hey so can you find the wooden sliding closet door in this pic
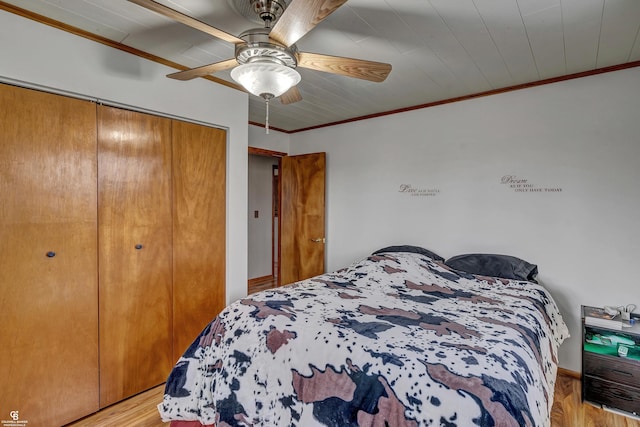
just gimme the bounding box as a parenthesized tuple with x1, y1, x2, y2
(97, 105, 173, 407)
(172, 121, 226, 359)
(0, 84, 99, 426)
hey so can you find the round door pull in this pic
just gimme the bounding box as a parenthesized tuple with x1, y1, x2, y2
(135, 244, 143, 250)
(46, 251, 56, 258)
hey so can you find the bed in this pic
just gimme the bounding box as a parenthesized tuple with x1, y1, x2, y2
(158, 247, 568, 427)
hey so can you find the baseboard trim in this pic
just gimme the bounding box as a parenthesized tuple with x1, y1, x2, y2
(558, 367, 581, 380)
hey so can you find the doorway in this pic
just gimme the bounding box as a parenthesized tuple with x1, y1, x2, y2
(247, 147, 285, 294)
(247, 148, 327, 295)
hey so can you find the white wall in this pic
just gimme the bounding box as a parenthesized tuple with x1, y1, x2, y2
(248, 124, 291, 153)
(0, 10, 249, 304)
(289, 67, 640, 373)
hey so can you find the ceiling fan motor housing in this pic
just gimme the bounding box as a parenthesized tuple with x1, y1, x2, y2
(251, 0, 288, 25)
(236, 27, 298, 68)
(228, 0, 292, 26)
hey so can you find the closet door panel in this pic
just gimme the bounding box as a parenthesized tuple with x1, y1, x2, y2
(172, 121, 226, 359)
(0, 84, 98, 426)
(98, 105, 173, 407)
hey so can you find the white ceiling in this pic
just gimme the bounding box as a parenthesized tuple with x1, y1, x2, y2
(3, 0, 640, 132)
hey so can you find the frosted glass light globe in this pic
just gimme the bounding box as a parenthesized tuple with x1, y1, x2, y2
(231, 62, 301, 99)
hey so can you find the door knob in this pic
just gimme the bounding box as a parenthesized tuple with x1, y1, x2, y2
(310, 238, 325, 243)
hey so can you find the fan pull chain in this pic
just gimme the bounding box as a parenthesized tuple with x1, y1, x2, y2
(265, 97, 270, 134)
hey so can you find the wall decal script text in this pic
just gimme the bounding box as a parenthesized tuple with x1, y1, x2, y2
(399, 184, 440, 197)
(501, 175, 562, 193)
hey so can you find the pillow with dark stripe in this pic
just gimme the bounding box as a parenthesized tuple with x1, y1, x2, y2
(372, 245, 444, 262)
(445, 253, 538, 283)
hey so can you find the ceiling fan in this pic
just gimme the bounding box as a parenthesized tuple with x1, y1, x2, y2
(128, 0, 392, 130)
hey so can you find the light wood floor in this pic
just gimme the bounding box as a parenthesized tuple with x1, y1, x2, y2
(551, 372, 640, 427)
(67, 371, 639, 426)
(248, 277, 277, 295)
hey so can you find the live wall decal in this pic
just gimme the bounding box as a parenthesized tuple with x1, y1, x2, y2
(501, 175, 563, 193)
(398, 184, 441, 197)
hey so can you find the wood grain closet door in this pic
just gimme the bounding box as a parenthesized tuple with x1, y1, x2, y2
(97, 105, 173, 407)
(0, 84, 99, 426)
(172, 121, 226, 359)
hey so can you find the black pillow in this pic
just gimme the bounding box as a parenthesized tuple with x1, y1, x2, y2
(444, 253, 538, 283)
(372, 245, 444, 262)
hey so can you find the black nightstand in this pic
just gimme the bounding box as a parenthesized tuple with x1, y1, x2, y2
(581, 305, 640, 416)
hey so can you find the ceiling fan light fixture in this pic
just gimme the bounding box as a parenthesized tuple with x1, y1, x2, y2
(230, 61, 300, 99)
(231, 61, 300, 133)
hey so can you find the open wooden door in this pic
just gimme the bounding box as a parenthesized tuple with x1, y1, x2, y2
(280, 152, 326, 286)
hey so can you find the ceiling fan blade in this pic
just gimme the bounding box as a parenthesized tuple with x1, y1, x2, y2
(280, 86, 302, 104)
(167, 58, 238, 81)
(270, 0, 348, 47)
(128, 0, 244, 44)
(297, 52, 391, 83)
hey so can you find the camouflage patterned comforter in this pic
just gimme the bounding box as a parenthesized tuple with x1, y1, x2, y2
(158, 251, 568, 427)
